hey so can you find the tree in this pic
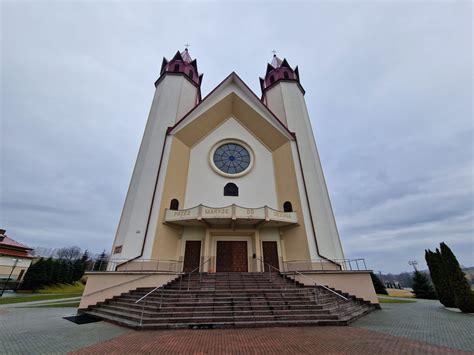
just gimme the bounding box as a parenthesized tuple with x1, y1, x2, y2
(56, 246, 82, 261)
(370, 272, 388, 295)
(412, 270, 437, 299)
(94, 250, 109, 271)
(440, 243, 474, 313)
(425, 249, 456, 307)
(21, 258, 48, 290)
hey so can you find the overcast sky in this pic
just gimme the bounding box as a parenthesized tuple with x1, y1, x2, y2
(1, 1, 472, 273)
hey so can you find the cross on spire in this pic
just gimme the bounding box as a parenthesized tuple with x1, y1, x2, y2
(271, 49, 277, 56)
(184, 43, 191, 50)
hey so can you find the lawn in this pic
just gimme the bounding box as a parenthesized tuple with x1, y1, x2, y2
(378, 297, 416, 304)
(386, 288, 414, 298)
(37, 282, 85, 294)
(0, 293, 82, 305)
(34, 301, 80, 308)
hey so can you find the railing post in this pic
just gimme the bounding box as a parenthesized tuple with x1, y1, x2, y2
(363, 259, 367, 270)
(159, 287, 164, 309)
(139, 299, 145, 327)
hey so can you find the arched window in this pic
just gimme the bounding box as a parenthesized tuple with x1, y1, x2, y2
(283, 71, 289, 79)
(224, 183, 239, 196)
(188, 69, 193, 78)
(283, 201, 293, 212)
(174, 63, 180, 72)
(270, 75, 275, 83)
(170, 199, 179, 210)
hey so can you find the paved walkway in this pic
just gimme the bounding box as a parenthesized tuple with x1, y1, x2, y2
(0, 298, 472, 354)
(0, 307, 129, 354)
(71, 326, 470, 354)
(353, 298, 474, 352)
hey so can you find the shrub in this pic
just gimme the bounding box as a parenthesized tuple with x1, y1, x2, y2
(425, 249, 456, 307)
(412, 270, 437, 299)
(440, 243, 474, 313)
(370, 272, 388, 295)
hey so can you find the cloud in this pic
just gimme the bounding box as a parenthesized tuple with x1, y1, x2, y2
(1, 1, 472, 273)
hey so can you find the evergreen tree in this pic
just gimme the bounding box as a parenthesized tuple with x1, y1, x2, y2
(412, 270, 437, 299)
(370, 272, 388, 295)
(440, 243, 474, 313)
(21, 258, 48, 290)
(94, 250, 108, 271)
(425, 249, 456, 307)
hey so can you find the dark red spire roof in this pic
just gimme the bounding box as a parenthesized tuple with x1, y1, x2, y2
(158, 48, 203, 88)
(259, 54, 303, 97)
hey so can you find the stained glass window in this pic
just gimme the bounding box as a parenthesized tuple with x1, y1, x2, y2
(213, 143, 251, 175)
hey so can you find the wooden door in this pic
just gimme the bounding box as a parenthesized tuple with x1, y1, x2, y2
(183, 240, 201, 272)
(216, 241, 248, 272)
(262, 241, 279, 272)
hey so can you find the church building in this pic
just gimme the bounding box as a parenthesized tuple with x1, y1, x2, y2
(111, 49, 345, 272)
(79, 49, 378, 326)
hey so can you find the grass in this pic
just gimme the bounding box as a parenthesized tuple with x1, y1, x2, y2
(378, 297, 416, 304)
(37, 282, 85, 294)
(386, 288, 414, 298)
(33, 302, 80, 308)
(0, 293, 82, 305)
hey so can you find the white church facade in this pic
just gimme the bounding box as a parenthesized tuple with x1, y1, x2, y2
(79, 49, 378, 313)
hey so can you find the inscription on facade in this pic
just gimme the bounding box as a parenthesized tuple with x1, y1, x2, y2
(173, 210, 191, 217)
(204, 208, 230, 215)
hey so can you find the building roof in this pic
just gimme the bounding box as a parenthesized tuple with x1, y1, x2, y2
(0, 230, 33, 250)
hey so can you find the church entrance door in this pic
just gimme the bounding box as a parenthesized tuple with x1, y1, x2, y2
(216, 241, 248, 272)
(183, 240, 201, 272)
(262, 241, 279, 272)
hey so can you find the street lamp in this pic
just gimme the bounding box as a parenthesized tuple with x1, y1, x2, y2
(408, 260, 418, 272)
(0, 258, 21, 297)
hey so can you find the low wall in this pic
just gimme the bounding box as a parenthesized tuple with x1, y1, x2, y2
(79, 272, 179, 310)
(293, 271, 378, 304)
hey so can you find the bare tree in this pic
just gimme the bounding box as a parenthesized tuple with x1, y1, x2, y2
(55, 246, 82, 261)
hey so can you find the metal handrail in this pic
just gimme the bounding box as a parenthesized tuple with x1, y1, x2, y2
(83, 273, 161, 298)
(89, 258, 183, 272)
(135, 257, 212, 305)
(282, 258, 367, 271)
(285, 269, 348, 301)
(182, 258, 213, 291)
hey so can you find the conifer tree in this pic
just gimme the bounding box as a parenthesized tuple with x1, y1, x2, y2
(425, 249, 455, 307)
(412, 270, 437, 299)
(440, 243, 474, 313)
(370, 272, 388, 295)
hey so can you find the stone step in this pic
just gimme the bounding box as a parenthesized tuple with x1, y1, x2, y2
(99, 304, 334, 317)
(90, 307, 340, 324)
(108, 300, 327, 312)
(85, 272, 375, 330)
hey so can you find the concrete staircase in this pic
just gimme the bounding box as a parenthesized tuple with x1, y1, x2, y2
(83, 272, 376, 329)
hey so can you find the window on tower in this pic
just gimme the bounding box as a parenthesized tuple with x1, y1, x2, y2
(174, 64, 180, 72)
(284, 71, 289, 79)
(188, 69, 193, 78)
(224, 183, 239, 197)
(270, 75, 275, 83)
(170, 199, 179, 210)
(283, 201, 293, 212)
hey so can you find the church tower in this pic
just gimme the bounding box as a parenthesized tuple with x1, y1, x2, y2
(112, 49, 202, 261)
(260, 55, 345, 261)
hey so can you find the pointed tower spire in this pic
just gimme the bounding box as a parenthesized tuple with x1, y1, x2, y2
(259, 54, 303, 99)
(157, 47, 204, 100)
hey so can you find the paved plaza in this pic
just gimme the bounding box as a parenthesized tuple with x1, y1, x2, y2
(0, 299, 473, 354)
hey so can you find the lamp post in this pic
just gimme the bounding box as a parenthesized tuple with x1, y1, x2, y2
(0, 258, 21, 297)
(408, 260, 418, 272)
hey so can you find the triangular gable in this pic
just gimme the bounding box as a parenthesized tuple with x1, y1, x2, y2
(169, 73, 295, 151)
